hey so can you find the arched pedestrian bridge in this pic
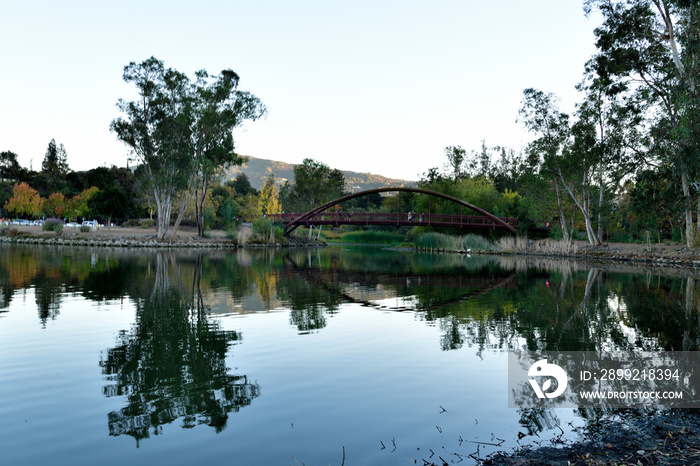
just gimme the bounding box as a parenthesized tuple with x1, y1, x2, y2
(267, 187, 549, 237)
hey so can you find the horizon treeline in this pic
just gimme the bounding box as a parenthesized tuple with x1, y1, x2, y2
(2, 1, 700, 246)
(0, 142, 145, 222)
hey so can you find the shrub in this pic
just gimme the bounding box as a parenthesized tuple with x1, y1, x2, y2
(121, 219, 140, 227)
(252, 216, 275, 242)
(672, 227, 682, 243)
(43, 219, 63, 234)
(609, 231, 634, 243)
(79, 225, 91, 233)
(413, 232, 492, 252)
(139, 219, 155, 229)
(0, 227, 20, 237)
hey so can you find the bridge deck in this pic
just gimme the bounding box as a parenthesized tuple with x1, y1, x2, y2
(269, 212, 523, 230)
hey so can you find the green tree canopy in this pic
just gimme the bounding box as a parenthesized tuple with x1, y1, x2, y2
(88, 187, 129, 229)
(229, 173, 256, 197)
(585, 0, 700, 245)
(283, 159, 346, 212)
(111, 57, 265, 240)
(37, 139, 70, 194)
(184, 68, 266, 238)
(0, 151, 24, 181)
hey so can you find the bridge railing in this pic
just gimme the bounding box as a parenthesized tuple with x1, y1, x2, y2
(268, 212, 519, 228)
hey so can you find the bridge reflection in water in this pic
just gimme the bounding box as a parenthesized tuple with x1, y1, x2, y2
(283, 254, 517, 312)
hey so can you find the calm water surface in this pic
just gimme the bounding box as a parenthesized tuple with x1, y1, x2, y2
(1, 244, 698, 465)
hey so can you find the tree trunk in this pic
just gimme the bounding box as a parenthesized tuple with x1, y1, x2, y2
(195, 187, 201, 237)
(154, 188, 171, 240)
(561, 268, 600, 332)
(169, 189, 194, 242)
(154, 191, 164, 239)
(196, 175, 210, 238)
(646, 230, 651, 252)
(554, 181, 570, 244)
(171, 151, 201, 241)
(171, 165, 200, 242)
(697, 194, 700, 237)
(583, 191, 598, 246)
(152, 251, 170, 299)
(557, 167, 601, 246)
(569, 204, 575, 250)
(653, 0, 693, 91)
(597, 162, 604, 241)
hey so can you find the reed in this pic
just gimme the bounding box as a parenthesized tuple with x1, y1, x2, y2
(494, 237, 578, 254)
(413, 232, 492, 252)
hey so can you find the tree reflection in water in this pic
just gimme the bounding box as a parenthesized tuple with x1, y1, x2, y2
(1, 246, 697, 354)
(1, 244, 700, 441)
(100, 252, 259, 442)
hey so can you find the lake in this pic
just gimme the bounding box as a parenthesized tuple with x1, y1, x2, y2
(0, 244, 698, 465)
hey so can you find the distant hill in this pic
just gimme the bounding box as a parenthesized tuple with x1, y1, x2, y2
(223, 156, 416, 192)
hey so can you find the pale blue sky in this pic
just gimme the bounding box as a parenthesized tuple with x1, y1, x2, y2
(1, 1, 601, 181)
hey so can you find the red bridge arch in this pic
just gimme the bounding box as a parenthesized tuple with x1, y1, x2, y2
(279, 187, 518, 237)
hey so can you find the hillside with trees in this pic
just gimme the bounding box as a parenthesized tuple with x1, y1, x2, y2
(224, 156, 415, 192)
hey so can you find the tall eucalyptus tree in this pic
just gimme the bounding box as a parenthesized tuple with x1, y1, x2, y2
(519, 89, 584, 245)
(584, 0, 700, 246)
(111, 57, 265, 240)
(111, 57, 193, 240)
(188, 69, 266, 238)
(574, 74, 646, 239)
